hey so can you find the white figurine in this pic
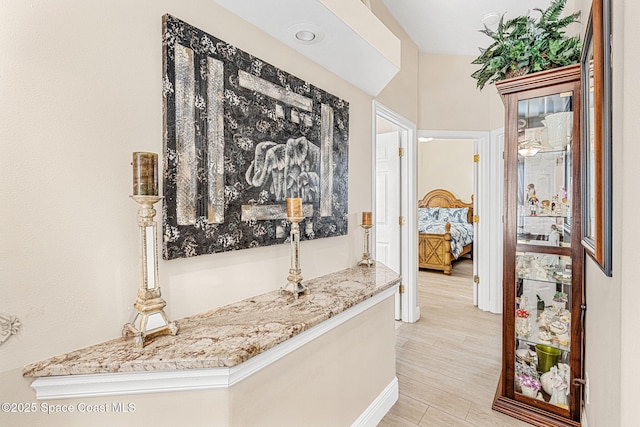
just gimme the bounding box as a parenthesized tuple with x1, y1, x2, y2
(549, 363, 570, 406)
(549, 225, 560, 246)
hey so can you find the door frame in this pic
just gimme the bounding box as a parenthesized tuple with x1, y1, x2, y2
(418, 129, 503, 314)
(373, 101, 419, 323)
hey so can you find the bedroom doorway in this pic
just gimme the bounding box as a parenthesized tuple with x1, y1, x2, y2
(418, 130, 503, 314)
(373, 102, 419, 323)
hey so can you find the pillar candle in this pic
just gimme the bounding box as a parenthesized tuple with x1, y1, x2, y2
(132, 152, 158, 196)
(286, 198, 302, 218)
(362, 211, 372, 226)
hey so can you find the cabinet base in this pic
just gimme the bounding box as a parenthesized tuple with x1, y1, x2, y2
(493, 391, 580, 427)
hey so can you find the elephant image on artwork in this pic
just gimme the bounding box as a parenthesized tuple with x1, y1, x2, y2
(245, 136, 320, 202)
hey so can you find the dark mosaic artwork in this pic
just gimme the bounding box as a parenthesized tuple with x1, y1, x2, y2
(162, 15, 349, 260)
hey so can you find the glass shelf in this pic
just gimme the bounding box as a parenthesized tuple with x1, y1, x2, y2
(519, 214, 568, 219)
(517, 272, 572, 285)
(517, 215, 568, 248)
(514, 308, 572, 352)
(516, 252, 572, 279)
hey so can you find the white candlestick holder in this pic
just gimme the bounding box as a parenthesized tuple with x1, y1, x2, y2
(281, 216, 308, 298)
(358, 224, 375, 267)
(123, 195, 178, 347)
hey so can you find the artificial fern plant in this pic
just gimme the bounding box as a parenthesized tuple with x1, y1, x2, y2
(471, 0, 581, 90)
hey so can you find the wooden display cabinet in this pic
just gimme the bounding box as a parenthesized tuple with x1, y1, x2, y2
(492, 64, 585, 427)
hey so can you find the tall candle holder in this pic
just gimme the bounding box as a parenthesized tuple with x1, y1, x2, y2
(123, 153, 178, 347)
(358, 211, 375, 267)
(282, 198, 308, 298)
(123, 195, 178, 347)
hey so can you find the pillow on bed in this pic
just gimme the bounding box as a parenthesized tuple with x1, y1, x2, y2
(418, 207, 440, 223)
(439, 207, 469, 223)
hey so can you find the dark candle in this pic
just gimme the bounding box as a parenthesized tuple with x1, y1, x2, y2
(132, 152, 158, 196)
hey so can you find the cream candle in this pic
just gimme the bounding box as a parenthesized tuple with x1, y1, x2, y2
(132, 152, 158, 196)
(286, 198, 302, 218)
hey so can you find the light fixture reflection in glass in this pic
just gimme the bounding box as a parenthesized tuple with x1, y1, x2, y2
(518, 139, 543, 157)
(518, 147, 542, 157)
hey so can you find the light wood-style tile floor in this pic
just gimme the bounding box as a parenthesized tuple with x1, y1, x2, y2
(379, 259, 531, 427)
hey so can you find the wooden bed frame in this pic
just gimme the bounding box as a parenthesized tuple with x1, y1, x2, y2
(418, 189, 474, 275)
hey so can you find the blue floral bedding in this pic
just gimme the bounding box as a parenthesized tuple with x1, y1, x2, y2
(418, 221, 474, 259)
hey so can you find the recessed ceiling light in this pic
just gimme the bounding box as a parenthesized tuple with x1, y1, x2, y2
(287, 23, 324, 45)
(295, 30, 316, 42)
(482, 12, 500, 28)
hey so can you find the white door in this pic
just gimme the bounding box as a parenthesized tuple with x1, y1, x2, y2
(475, 129, 504, 313)
(376, 131, 402, 318)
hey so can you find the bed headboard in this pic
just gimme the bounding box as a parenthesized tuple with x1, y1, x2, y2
(418, 189, 474, 224)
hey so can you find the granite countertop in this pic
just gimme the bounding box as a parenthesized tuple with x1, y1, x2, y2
(24, 264, 400, 377)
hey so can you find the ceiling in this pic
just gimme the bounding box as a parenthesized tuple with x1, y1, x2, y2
(380, 0, 554, 56)
(212, 0, 401, 95)
(210, 0, 567, 95)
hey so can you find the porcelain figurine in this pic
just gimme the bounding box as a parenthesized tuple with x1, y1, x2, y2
(527, 184, 539, 216)
(549, 224, 560, 246)
(549, 363, 570, 406)
(541, 199, 551, 215)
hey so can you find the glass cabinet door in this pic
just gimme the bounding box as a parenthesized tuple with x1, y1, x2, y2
(513, 91, 574, 409)
(494, 65, 583, 426)
(516, 92, 573, 248)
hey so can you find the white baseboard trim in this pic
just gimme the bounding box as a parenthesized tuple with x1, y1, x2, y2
(31, 285, 398, 400)
(351, 376, 399, 427)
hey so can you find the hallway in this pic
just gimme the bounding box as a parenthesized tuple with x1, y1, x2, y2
(379, 260, 530, 426)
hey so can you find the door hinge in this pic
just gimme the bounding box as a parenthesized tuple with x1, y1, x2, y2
(473, 215, 479, 223)
(398, 147, 405, 157)
(399, 284, 405, 294)
(502, 151, 505, 159)
(473, 275, 480, 284)
(399, 216, 405, 226)
(474, 154, 480, 163)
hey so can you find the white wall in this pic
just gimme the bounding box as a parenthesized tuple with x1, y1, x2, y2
(586, 0, 640, 425)
(417, 139, 474, 202)
(371, 0, 419, 125)
(0, 0, 414, 420)
(418, 53, 504, 132)
(564, 0, 640, 426)
(616, 2, 640, 425)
